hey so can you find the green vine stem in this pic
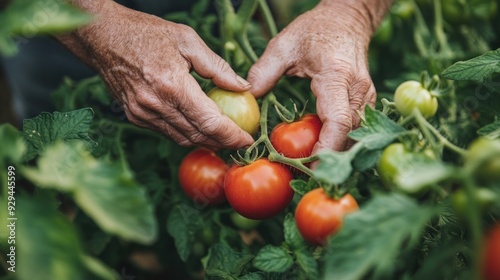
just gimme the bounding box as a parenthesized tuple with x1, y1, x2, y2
(257, 0, 278, 37)
(409, 0, 430, 57)
(432, 0, 452, 57)
(279, 80, 308, 105)
(241, 93, 316, 177)
(234, 0, 259, 63)
(381, 98, 396, 115)
(400, 109, 467, 156)
(461, 176, 482, 269)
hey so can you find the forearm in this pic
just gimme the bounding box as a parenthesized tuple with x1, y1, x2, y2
(55, 0, 118, 69)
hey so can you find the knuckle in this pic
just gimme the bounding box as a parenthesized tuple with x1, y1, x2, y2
(330, 113, 353, 133)
(198, 115, 225, 136)
(188, 133, 209, 145)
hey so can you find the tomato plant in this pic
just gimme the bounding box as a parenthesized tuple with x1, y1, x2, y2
(295, 188, 359, 245)
(178, 148, 228, 206)
(394, 80, 438, 119)
(2, 0, 500, 279)
(207, 87, 260, 135)
(270, 114, 322, 158)
(482, 224, 500, 280)
(224, 158, 294, 219)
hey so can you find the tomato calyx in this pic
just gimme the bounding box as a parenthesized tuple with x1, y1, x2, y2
(420, 71, 441, 97)
(272, 98, 310, 124)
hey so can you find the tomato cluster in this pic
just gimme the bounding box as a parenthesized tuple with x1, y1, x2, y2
(178, 89, 360, 244)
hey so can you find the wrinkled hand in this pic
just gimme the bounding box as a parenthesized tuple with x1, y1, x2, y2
(58, 1, 253, 149)
(248, 1, 384, 152)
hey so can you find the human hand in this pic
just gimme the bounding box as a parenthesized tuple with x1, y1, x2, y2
(247, 0, 391, 152)
(58, 0, 254, 149)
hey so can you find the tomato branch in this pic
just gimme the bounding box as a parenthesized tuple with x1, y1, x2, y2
(257, 0, 277, 37)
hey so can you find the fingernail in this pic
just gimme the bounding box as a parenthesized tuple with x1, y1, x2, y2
(236, 75, 251, 88)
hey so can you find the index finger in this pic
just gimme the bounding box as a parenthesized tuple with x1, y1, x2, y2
(168, 73, 255, 149)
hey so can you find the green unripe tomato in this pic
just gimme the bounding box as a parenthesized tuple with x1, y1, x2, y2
(200, 226, 216, 246)
(391, 0, 415, 20)
(378, 143, 435, 195)
(466, 137, 500, 183)
(230, 212, 261, 230)
(191, 241, 206, 258)
(207, 87, 260, 136)
(452, 188, 498, 218)
(394, 81, 438, 119)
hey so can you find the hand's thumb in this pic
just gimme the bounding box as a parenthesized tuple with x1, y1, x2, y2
(247, 54, 286, 98)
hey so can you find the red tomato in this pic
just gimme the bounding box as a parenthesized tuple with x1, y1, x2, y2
(295, 188, 359, 246)
(178, 148, 228, 206)
(224, 158, 294, 219)
(482, 224, 500, 280)
(270, 114, 322, 158)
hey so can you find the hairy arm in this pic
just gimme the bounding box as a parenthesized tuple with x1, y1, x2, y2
(57, 0, 254, 149)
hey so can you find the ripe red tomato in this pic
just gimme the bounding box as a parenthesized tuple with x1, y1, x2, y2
(270, 114, 322, 158)
(224, 158, 294, 219)
(295, 188, 359, 246)
(178, 148, 228, 206)
(482, 224, 500, 280)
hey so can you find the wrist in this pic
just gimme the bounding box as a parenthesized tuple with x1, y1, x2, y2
(55, 0, 123, 69)
(317, 0, 393, 35)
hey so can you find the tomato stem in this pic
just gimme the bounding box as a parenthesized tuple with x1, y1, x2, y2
(460, 173, 484, 280)
(432, 0, 452, 57)
(419, 116, 467, 156)
(115, 126, 130, 172)
(257, 0, 278, 37)
(279, 80, 308, 105)
(252, 93, 316, 177)
(381, 98, 396, 115)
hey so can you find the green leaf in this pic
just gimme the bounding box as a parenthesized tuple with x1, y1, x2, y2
(23, 142, 157, 244)
(478, 119, 500, 138)
(0, 0, 92, 56)
(82, 256, 119, 280)
(396, 161, 456, 195)
(166, 204, 204, 262)
(349, 106, 406, 150)
(441, 49, 500, 81)
(313, 145, 359, 185)
(323, 193, 436, 280)
(283, 213, 305, 249)
(352, 148, 382, 171)
(253, 245, 293, 273)
(206, 243, 253, 277)
(22, 108, 97, 161)
(239, 272, 267, 280)
(295, 249, 318, 280)
(0, 124, 25, 164)
(290, 179, 313, 196)
(0, 0, 92, 34)
(16, 195, 109, 280)
(412, 242, 467, 280)
(205, 268, 236, 280)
